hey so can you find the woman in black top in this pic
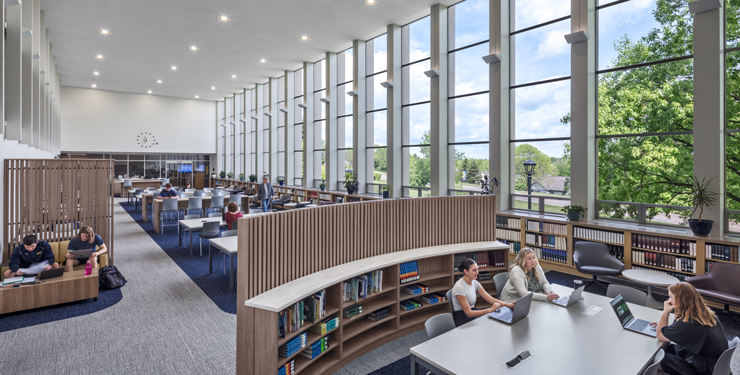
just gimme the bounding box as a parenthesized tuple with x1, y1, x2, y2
(650, 282, 729, 375)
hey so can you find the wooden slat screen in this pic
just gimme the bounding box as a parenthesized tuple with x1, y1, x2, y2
(4, 159, 115, 263)
(237, 195, 496, 301)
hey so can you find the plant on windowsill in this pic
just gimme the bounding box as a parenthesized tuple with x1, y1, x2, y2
(239, 173, 245, 181)
(382, 184, 390, 199)
(688, 175, 719, 236)
(319, 182, 326, 191)
(344, 173, 359, 195)
(226, 172, 234, 179)
(220, 170, 226, 178)
(277, 177, 285, 186)
(561, 205, 587, 222)
(249, 174, 257, 183)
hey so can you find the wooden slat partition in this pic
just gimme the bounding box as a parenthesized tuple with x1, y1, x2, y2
(3, 159, 115, 264)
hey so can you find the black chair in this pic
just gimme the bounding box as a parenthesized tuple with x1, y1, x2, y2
(687, 262, 740, 327)
(573, 242, 624, 288)
(197, 221, 221, 257)
(271, 194, 293, 209)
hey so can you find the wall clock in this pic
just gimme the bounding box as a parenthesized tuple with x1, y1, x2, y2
(136, 132, 158, 148)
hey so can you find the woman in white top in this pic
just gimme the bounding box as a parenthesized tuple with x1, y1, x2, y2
(499, 248, 560, 303)
(452, 258, 514, 327)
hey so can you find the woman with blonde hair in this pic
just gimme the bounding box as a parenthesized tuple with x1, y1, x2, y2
(499, 248, 559, 303)
(651, 282, 728, 375)
(65, 226, 107, 272)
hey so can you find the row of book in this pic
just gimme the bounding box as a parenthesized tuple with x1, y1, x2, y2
(632, 250, 696, 273)
(277, 289, 329, 338)
(400, 299, 422, 311)
(525, 233, 567, 251)
(496, 228, 520, 242)
(501, 239, 521, 254)
(309, 316, 339, 335)
(574, 239, 624, 261)
(539, 248, 567, 264)
(705, 243, 739, 262)
(279, 332, 307, 358)
(526, 220, 567, 236)
(403, 283, 429, 296)
(478, 271, 492, 281)
(344, 304, 362, 319)
(632, 234, 696, 256)
(574, 227, 624, 245)
(631, 266, 688, 282)
(454, 252, 488, 270)
(368, 307, 389, 322)
(342, 270, 384, 302)
(278, 359, 295, 375)
(300, 336, 329, 360)
(400, 261, 420, 284)
(421, 293, 447, 305)
(496, 216, 521, 229)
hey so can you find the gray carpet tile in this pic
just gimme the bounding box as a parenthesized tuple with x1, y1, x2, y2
(0, 199, 236, 375)
(332, 330, 427, 375)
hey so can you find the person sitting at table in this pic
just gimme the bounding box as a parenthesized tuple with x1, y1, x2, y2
(452, 258, 515, 327)
(159, 183, 178, 199)
(499, 248, 560, 303)
(4, 235, 58, 279)
(650, 282, 728, 375)
(224, 202, 243, 230)
(64, 226, 108, 272)
(184, 183, 192, 190)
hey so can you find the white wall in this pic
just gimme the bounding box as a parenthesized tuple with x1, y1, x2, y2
(60, 86, 216, 154)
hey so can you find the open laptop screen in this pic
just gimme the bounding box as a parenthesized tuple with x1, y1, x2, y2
(609, 294, 633, 327)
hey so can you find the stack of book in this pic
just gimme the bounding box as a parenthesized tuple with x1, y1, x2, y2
(632, 250, 696, 273)
(278, 301, 305, 338)
(490, 251, 506, 267)
(303, 290, 327, 323)
(402, 283, 429, 295)
(421, 293, 446, 305)
(574, 227, 624, 245)
(454, 252, 488, 269)
(299, 337, 329, 360)
(278, 359, 295, 375)
(343, 304, 363, 319)
(478, 272, 492, 281)
(706, 243, 739, 262)
(342, 270, 384, 302)
(309, 316, 339, 335)
(541, 248, 567, 264)
(279, 332, 307, 358)
(633, 234, 696, 255)
(496, 228, 520, 242)
(368, 307, 389, 322)
(400, 299, 422, 311)
(400, 261, 420, 284)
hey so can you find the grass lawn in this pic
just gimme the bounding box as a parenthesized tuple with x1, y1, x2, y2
(513, 199, 563, 213)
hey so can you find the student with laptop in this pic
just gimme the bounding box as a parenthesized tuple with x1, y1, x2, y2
(64, 226, 108, 272)
(451, 258, 514, 327)
(3, 235, 59, 279)
(650, 282, 728, 375)
(159, 183, 179, 198)
(499, 248, 560, 303)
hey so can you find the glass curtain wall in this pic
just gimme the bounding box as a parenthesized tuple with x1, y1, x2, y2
(366, 34, 388, 194)
(338, 48, 354, 189)
(726, 3, 740, 231)
(294, 69, 305, 185)
(225, 97, 233, 176)
(263, 83, 270, 176)
(218, 101, 225, 176)
(250, 91, 257, 179)
(235, 93, 242, 179)
(313, 59, 327, 187)
(277, 76, 286, 181)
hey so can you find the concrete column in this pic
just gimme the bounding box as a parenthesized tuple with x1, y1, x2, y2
(46, 31, 52, 150)
(39, 12, 47, 151)
(285, 70, 296, 185)
(269, 77, 279, 183)
(325, 52, 338, 190)
(21, 0, 34, 144)
(6, 3, 22, 141)
(353, 40, 368, 193)
(302, 62, 315, 188)
(489, 0, 511, 210)
(32, 0, 40, 148)
(255, 84, 265, 179)
(387, 24, 403, 198)
(692, 3, 725, 234)
(569, 0, 596, 218)
(430, 4, 449, 196)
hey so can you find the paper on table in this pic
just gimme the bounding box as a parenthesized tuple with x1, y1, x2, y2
(18, 261, 49, 274)
(1, 276, 35, 285)
(582, 305, 603, 316)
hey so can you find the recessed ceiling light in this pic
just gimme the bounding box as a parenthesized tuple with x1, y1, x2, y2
(95, 54, 104, 59)
(218, 16, 229, 21)
(365, 0, 377, 4)
(189, 46, 198, 51)
(211, 86, 216, 90)
(93, 71, 100, 75)
(156, 80, 162, 83)
(91, 84, 97, 88)
(147, 90, 152, 94)
(170, 66, 177, 70)
(259, 59, 267, 63)
(99, 30, 111, 35)
(231, 75, 237, 78)
(300, 35, 310, 41)
(195, 95, 199, 98)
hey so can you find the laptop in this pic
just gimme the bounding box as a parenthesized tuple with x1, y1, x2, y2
(39, 268, 65, 280)
(67, 249, 94, 258)
(487, 292, 533, 324)
(548, 286, 585, 307)
(609, 294, 656, 337)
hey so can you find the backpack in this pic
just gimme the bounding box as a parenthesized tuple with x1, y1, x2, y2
(99, 265, 127, 289)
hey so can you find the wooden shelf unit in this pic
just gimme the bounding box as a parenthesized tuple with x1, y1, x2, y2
(209, 179, 383, 205)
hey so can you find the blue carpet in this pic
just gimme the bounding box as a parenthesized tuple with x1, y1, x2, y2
(119, 202, 253, 315)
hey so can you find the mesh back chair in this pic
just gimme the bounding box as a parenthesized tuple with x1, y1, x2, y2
(203, 191, 213, 197)
(160, 198, 180, 235)
(493, 272, 509, 299)
(187, 197, 203, 217)
(425, 313, 455, 340)
(194, 190, 204, 197)
(231, 221, 238, 231)
(208, 213, 222, 218)
(229, 194, 242, 211)
(606, 285, 648, 306)
(197, 221, 221, 256)
(183, 214, 200, 220)
(133, 189, 145, 210)
(641, 349, 664, 375)
(203, 188, 213, 192)
(208, 195, 225, 216)
(446, 289, 454, 314)
(214, 190, 226, 196)
(573, 242, 624, 288)
(123, 179, 133, 203)
(221, 230, 237, 237)
(185, 189, 195, 193)
(712, 337, 739, 375)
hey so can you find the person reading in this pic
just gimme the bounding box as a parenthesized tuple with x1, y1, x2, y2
(159, 183, 178, 198)
(4, 235, 59, 279)
(650, 282, 729, 375)
(224, 202, 243, 230)
(499, 248, 560, 303)
(451, 258, 514, 327)
(65, 226, 108, 272)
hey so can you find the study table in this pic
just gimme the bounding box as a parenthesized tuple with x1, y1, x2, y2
(410, 284, 670, 375)
(208, 236, 238, 290)
(0, 269, 99, 315)
(114, 178, 162, 196)
(149, 194, 252, 232)
(178, 217, 227, 256)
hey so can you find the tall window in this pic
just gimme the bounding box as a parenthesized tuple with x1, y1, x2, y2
(226, 97, 233, 176)
(294, 69, 305, 185)
(338, 48, 354, 189)
(596, 0, 693, 225)
(263, 83, 270, 175)
(367, 34, 388, 194)
(402, 16, 431, 197)
(313, 59, 327, 187)
(509, 0, 571, 213)
(448, 0, 489, 196)
(235, 93, 243, 178)
(726, 3, 740, 231)
(250, 92, 257, 177)
(277, 76, 286, 180)
(218, 101, 225, 175)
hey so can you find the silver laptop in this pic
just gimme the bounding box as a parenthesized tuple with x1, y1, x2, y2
(609, 294, 656, 337)
(487, 292, 533, 324)
(548, 286, 585, 307)
(67, 249, 94, 258)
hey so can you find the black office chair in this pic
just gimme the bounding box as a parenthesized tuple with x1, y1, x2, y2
(198, 221, 221, 257)
(573, 242, 624, 289)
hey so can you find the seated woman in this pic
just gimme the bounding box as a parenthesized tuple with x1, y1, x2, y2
(651, 282, 728, 375)
(224, 202, 243, 230)
(499, 248, 560, 303)
(451, 258, 514, 327)
(64, 226, 108, 272)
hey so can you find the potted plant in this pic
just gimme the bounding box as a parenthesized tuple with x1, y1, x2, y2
(382, 184, 390, 199)
(249, 174, 257, 183)
(688, 176, 719, 236)
(239, 173, 245, 181)
(561, 205, 587, 222)
(319, 182, 326, 191)
(277, 177, 285, 186)
(344, 173, 359, 195)
(220, 170, 226, 178)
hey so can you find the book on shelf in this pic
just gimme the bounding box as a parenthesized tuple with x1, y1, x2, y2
(278, 332, 308, 358)
(400, 299, 422, 311)
(526, 220, 566, 235)
(453, 252, 490, 270)
(705, 243, 739, 262)
(303, 290, 327, 323)
(299, 336, 329, 360)
(500, 240, 521, 254)
(368, 307, 390, 322)
(496, 228, 520, 242)
(632, 234, 696, 256)
(478, 271, 492, 281)
(421, 293, 447, 305)
(309, 316, 340, 335)
(278, 301, 305, 338)
(631, 251, 695, 273)
(278, 359, 295, 375)
(400, 261, 420, 284)
(343, 304, 363, 318)
(574, 227, 624, 245)
(402, 283, 429, 295)
(541, 248, 567, 264)
(342, 270, 384, 302)
(574, 239, 624, 261)
(496, 216, 521, 229)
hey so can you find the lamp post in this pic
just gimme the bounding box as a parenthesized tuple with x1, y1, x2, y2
(524, 159, 537, 210)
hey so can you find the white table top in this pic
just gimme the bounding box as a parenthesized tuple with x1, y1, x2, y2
(282, 202, 319, 207)
(411, 284, 670, 375)
(179, 217, 226, 230)
(209, 236, 238, 254)
(622, 269, 680, 286)
(245, 241, 508, 312)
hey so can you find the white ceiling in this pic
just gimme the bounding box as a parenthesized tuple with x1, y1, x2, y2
(41, 0, 459, 102)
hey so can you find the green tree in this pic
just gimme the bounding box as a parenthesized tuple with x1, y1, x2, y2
(468, 160, 481, 184)
(726, 0, 740, 222)
(374, 146, 387, 172)
(460, 158, 470, 182)
(409, 131, 431, 187)
(514, 144, 554, 189)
